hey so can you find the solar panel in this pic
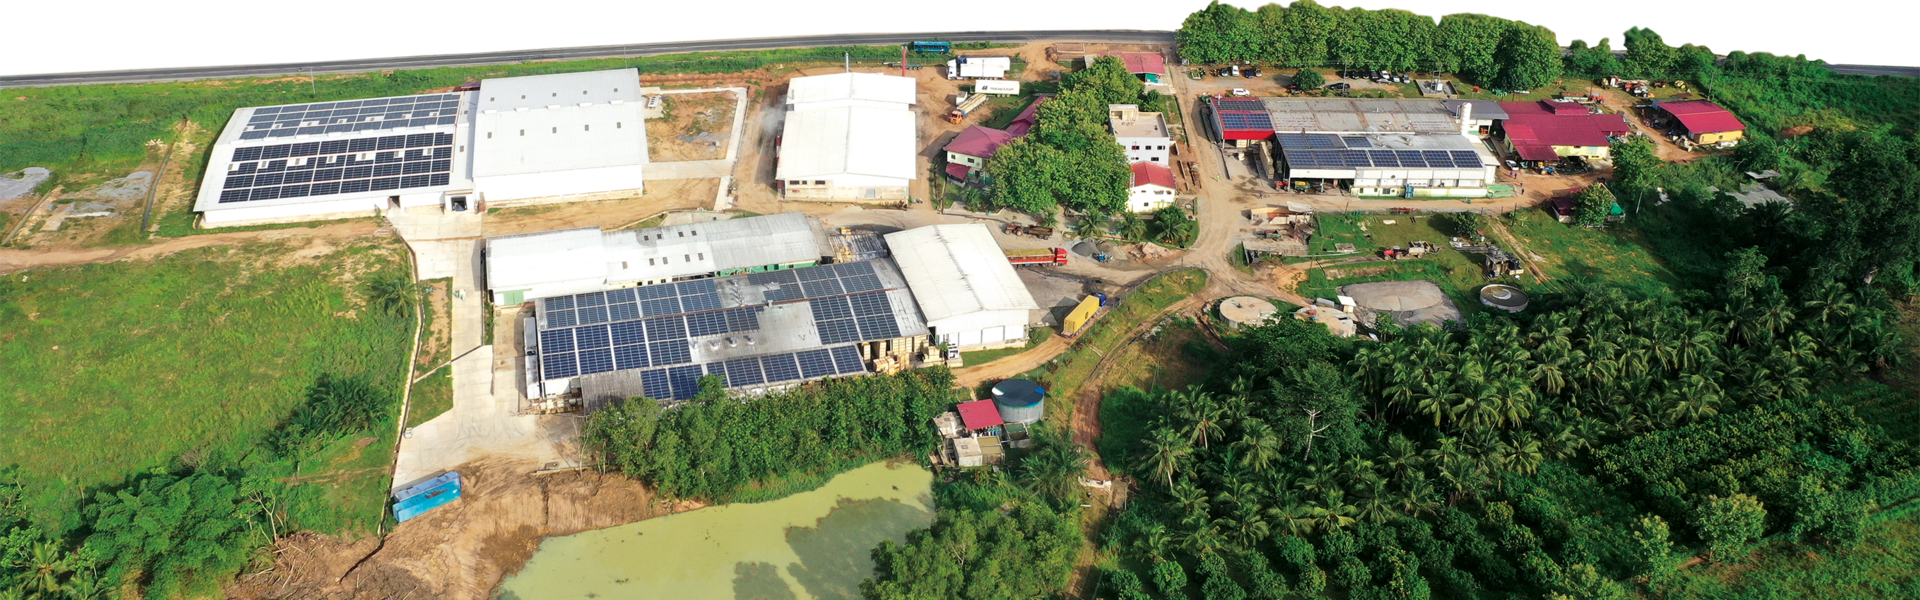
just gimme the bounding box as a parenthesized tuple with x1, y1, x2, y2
(857, 315, 901, 339)
(576, 304, 609, 325)
(650, 339, 692, 366)
(724, 358, 765, 386)
(542, 353, 578, 379)
(796, 349, 835, 379)
(841, 274, 883, 293)
(611, 320, 647, 345)
(1369, 150, 1398, 167)
(642, 369, 672, 399)
(1342, 137, 1373, 148)
(1451, 151, 1483, 166)
(726, 308, 761, 333)
(637, 284, 676, 300)
(763, 284, 803, 302)
(800, 278, 844, 298)
(645, 316, 687, 340)
(540, 329, 575, 353)
(573, 324, 611, 350)
(849, 292, 891, 316)
(642, 297, 682, 317)
(833, 261, 876, 277)
(830, 346, 866, 374)
(608, 302, 641, 322)
(761, 354, 801, 383)
(613, 344, 648, 370)
(679, 293, 723, 313)
(578, 348, 615, 375)
(797, 265, 839, 281)
(817, 319, 860, 344)
(685, 311, 729, 337)
(810, 296, 853, 321)
(668, 365, 705, 399)
(676, 279, 717, 296)
(747, 270, 798, 285)
(1311, 136, 1340, 149)
(216, 129, 456, 204)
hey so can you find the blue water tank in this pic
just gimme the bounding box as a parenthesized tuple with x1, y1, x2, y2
(991, 378, 1046, 424)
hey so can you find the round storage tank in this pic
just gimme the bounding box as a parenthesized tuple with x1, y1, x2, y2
(1479, 284, 1530, 313)
(1219, 296, 1279, 329)
(991, 378, 1046, 424)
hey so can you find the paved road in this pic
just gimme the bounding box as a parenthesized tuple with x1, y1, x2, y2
(0, 30, 1177, 88)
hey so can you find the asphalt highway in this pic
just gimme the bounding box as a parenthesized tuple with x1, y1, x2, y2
(1, 30, 1911, 88)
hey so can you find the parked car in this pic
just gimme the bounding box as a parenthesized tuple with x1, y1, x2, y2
(1327, 82, 1352, 90)
(1230, 88, 1252, 97)
(1244, 67, 1263, 78)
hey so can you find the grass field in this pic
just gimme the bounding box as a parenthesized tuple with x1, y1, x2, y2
(0, 238, 414, 532)
(1504, 207, 1679, 295)
(1295, 214, 1493, 310)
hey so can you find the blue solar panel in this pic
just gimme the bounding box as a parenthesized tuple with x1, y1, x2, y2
(573, 324, 611, 350)
(796, 349, 835, 378)
(833, 262, 876, 277)
(679, 293, 722, 312)
(614, 344, 649, 370)
(811, 296, 853, 321)
(1310, 136, 1340, 148)
(576, 304, 609, 325)
(546, 309, 576, 328)
(641, 369, 672, 399)
(668, 365, 705, 399)
(800, 278, 844, 298)
(676, 279, 717, 296)
(797, 265, 839, 281)
(726, 308, 761, 333)
(636, 284, 676, 300)
(817, 319, 860, 345)
(764, 285, 803, 302)
(645, 316, 687, 340)
(650, 339, 692, 366)
(642, 297, 682, 317)
(1342, 137, 1373, 148)
(857, 315, 901, 339)
(611, 321, 647, 345)
(685, 312, 729, 337)
(1451, 151, 1482, 166)
(604, 288, 637, 303)
(848, 292, 891, 316)
(705, 362, 727, 378)
(841, 274, 883, 293)
(830, 346, 865, 374)
(725, 358, 765, 386)
(761, 353, 801, 383)
(574, 292, 606, 308)
(578, 348, 615, 375)
(542, 353, 578, 379)
(608, 302, 641, 322)
(1369, 150, 1398, 167)
(545, 297, 575, 311)
(541, 330, 575, 354)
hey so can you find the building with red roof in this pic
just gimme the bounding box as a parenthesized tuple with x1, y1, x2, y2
(956, 399, 1005, 431)
(943, 126, 1018, 180)
(1128, 163, 1177, 213)
(1005, 94, 1050, 137)
(1090, 52, 1170, 85)
(1497, 100, 1632, 165)
(1649, 100, 1746, 145)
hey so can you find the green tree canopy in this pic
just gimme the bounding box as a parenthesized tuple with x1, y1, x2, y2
(1494, 23, 1563, 90)
(1573, 184, 1617, 227)
(1291, 67, 1325, 89)
(1432, 13, 1510, 82)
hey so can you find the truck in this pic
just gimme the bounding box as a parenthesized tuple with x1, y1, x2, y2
(1005, 247, 1069, 265)
(948, 92, 990, 124)
(909, 40, 953, 54)
(1002, 223, 1055, 238)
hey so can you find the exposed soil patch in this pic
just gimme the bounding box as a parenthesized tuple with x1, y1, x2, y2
(482, 178, 717, 236)
(646, 92, 738, 162)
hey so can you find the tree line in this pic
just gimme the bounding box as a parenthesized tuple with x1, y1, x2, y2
(985, 55, 1148, 217)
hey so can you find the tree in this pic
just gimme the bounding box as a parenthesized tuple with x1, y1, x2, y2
(1016, 426, 1088, 506)
(80, 472, 264, 599)
(986, 137, 1067, 214)
(1144, 427, 1193, 488)
(1151, 204, 1198, 247)
(1151, 559, 1190, 599)
(1608, 137, 1660, 195)
(1103, 567, 1153, 600)
(1177, 2, 1256, 64)
(1623, 27, 1677, 77)
(1628, 515, 1675, 584)
(1695, 494, 1767, 564)
(1291, 67, 1325, 89)
(1572, 184, 1617, 227)
(1065, 56, 1146, 107)
(1493, 23, 1562, 90)
(1432, 14, 1510, 83)
(1274, 0, 1337, 67)
(1564, 39, 1622, 76)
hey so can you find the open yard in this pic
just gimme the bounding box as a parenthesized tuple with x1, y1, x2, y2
(1021, 268, 1208, 427)
(1503, 206, 1679, 295)
(645, 92, 737, 161)
(0, 237, 414, 531)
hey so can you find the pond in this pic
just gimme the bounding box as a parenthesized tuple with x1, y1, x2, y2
(494, 461, 934, 600)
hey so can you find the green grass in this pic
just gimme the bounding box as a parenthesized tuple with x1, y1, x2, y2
(1660, 514, 1920, 599)
(405, 369, 453, 429)
(960, 327, 1052, 366)
(1022, 269, 1208, 418)
(0, 238, 414, 532)
(1504, 207, 1678, 295)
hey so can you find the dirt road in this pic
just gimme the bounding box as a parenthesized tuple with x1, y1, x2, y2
(1595, 88, 1700, 163)
(0, 220, 382, 274)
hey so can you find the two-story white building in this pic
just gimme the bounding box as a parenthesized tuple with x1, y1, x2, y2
(1109, 104, 1171, 165)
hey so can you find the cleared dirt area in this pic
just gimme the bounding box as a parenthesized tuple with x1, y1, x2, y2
(646, 92, 737, 162)
(482, 178, 718, 236)
(1595, 88, 1702, 163)
(228, 458, 703, 600)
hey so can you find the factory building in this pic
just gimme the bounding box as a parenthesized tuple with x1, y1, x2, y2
(884, 224, 1042, 350)
(1206, 97, 1500, 196)
(484, 212, 827, 305)
(777, 73, 918, 202)
(469, 70, 649, 203)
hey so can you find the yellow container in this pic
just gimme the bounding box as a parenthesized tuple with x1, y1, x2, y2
(1063, 296, 1102, 335)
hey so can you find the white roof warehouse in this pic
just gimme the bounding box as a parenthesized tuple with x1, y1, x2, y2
(484, 212, 829, 305)
(777, 72, 918, 203)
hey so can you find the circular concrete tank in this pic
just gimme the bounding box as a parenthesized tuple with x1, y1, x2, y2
(1219, 296, 1279, 329)
(991, 378, 1046, 424)
(1479, 284, 1530, 313)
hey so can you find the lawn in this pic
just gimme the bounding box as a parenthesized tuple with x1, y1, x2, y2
(1294, 214, 1493, 309)
(1021, 269, 1208, 425)
(1503, 207, 1679, 296)
(0, 238, 414, 532)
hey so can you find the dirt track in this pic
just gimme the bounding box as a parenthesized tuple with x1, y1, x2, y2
(0, 220, 381, 274)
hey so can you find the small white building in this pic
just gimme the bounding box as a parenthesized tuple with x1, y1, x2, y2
(1109, 104, 1171, 165)
(947, 56, 1012, 80)
(1128, 163, 1177, 213)
(778, 73, 919, 203)
(470, 70, 649, 204)
(884, 224, 1042, 350)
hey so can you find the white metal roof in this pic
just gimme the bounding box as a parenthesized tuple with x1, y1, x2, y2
(472, 69, 649, 177)
(485, 227, 608, 291)
(785, 72, 917, 109)
(602, 212, 825, 283)
(884, 224, 1041, 323)
(776, 107, 917, 181)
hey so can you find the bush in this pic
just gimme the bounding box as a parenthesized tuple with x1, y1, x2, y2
(1293, 68, 1326, 89)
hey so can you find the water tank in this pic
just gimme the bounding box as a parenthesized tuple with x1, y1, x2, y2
(1219, 296, 1279, 329)
(1479, 284, 1530, 313)
(991, 378, 1046, 424)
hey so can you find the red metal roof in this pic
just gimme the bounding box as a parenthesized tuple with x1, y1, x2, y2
(1004, 94, 1052, 137)
(1544, 101, 1589, 115)
(1656, 100, 1746, 134)
(1500, 101, 1630, 150)
(945, 162, 972, 181)
(1098, 52, 1167, 75)
(945, 125, 1017, 159)
(1512, 142, 1560, 162)
(1131, 162, 1176, 189)
(957, 399, 1004, 430)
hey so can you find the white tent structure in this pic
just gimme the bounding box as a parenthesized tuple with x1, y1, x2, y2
(885, 224, 1041, 349)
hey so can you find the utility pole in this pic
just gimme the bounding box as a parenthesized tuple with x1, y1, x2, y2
(307, 67, 316, 96)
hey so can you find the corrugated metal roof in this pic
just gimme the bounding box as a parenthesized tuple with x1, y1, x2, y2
(1131, 162, 1175, 189)
(884, 224, 1041, 322)
(1656, 100, 1746, 134)
(776, 106, 917, 181)
(1443, 99, 1509, 121)
(472, 70, 649, 177)
(944, 125, 1017, 159)
(786, 72, 918, 108)
(603, 212, 824, 283)
(958, 399, 1004, 430)
(486, 227, 608, 290)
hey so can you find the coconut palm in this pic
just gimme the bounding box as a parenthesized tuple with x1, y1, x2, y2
(1144, 427, 1192, 488)
(1232, 419, 1285, 474)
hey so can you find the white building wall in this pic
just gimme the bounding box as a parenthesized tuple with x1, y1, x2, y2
(476, 164, 645, 203)
(1118, 136, 1172, 164)
(199, 190, 441, 225)
(932, 309, 1032, 350)
(1128, 184, 1176, 213)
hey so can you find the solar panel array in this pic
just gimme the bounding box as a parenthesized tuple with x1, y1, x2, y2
(1277, 134, 1488, 170)
(216, 133, 456, 203)
(238, 94, 462, 141)
(1215, 98, 1267, 112)
(535, 261, 907, 398)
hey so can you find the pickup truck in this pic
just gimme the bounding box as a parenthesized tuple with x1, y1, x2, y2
(1004, 247, 1069, 265)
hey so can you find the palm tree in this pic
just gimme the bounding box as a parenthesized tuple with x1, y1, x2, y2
(26, 541, 68, 597)
(1298, 489, 1358, 532)
(1171, 478, 1212, 521)
(1377, 435, 1423, 481)
(1144, 427, 1192, 489)
(1353, 477, 1397, 524)
(1397, 471, 1441, 517)
(1175, 388, 1226, 448)
(1225, 501, 1273, 550)
(1017, 429, 1088, 503)
(1497, 439, 1543, 475)
(1232, 419, 1284, 474)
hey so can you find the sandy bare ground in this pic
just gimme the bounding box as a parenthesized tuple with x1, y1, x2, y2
(1595, 88, 1702, 163)
(646, 92, 737, 162)
(228, 458, 702, 600)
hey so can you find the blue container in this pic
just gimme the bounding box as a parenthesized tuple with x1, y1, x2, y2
(394, 479, 462, 522)
(394, 471, 461, 503)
